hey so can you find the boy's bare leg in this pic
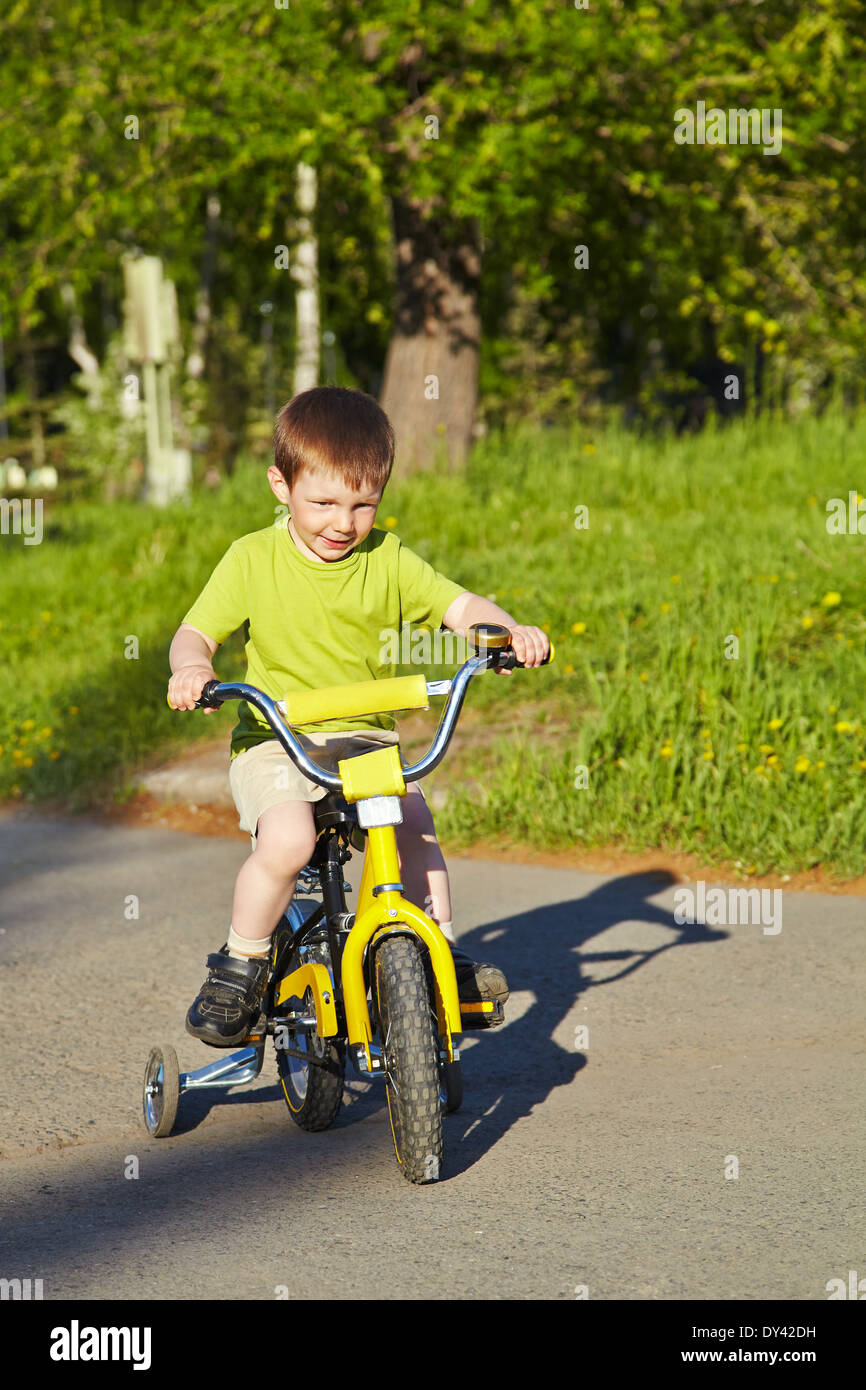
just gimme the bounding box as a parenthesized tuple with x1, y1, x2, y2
(394, 785, 452, 931)
(229, 800, 318, 955)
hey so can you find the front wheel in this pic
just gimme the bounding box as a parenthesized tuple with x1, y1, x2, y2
(373, 935, 443, 1183)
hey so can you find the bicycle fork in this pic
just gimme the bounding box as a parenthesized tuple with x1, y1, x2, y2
(273, 815, 461, 1072)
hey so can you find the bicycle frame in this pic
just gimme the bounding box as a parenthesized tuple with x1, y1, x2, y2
(199, 649, 504, 1070)
(272, 758, 463, 1072)
(180, 628, 553, 1068)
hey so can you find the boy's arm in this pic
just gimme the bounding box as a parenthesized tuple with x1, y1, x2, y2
(441, 592, 549, 670)
(168, 623, 220, 712)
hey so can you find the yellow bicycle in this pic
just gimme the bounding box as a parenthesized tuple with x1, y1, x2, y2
(143, 622, 553, 1183)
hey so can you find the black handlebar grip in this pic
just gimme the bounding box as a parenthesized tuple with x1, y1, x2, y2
(496, 642, 554, 671)
(195, 679, 224, 709)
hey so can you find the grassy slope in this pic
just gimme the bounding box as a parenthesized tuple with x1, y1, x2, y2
(2, 408, 865, 874)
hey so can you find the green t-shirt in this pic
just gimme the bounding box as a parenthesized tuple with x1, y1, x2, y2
(182, 515, 466, 756)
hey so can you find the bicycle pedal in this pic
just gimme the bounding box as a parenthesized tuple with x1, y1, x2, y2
(240, 1011, 268, 1046)
(459, 1000, 506, 1030)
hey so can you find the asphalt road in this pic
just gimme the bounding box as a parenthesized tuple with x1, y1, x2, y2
(0, 810, 863, 1301)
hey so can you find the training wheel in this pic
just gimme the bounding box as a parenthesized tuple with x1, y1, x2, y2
(143, 1045, 180, 1137)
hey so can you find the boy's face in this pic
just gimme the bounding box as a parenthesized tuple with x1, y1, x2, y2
(268, 463, 383, 563)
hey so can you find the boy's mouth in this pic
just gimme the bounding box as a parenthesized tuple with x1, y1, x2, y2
(321, 535, 352, 549)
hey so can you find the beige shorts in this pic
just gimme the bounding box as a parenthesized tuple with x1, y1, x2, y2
(229, 730, 402, 843)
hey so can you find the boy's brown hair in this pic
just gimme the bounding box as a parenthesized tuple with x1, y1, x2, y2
(273, 386, 395, 493)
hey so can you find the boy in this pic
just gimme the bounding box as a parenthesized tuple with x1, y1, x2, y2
(168, 386, 549, 1047)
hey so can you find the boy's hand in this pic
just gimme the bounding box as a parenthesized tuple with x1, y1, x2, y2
(168, 663, 219, 712)
(496, 625, 550, 675)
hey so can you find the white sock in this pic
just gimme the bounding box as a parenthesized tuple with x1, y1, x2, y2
(226, 925, 273, 960)
(437, 919, 456, 945)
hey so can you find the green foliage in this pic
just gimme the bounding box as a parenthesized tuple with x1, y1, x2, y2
(0, 0, 864, 451)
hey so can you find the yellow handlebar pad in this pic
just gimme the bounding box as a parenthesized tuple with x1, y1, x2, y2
(282, 673, 429, 726)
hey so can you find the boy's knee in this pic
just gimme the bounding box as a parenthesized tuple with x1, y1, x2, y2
(254, 805, 317, 873)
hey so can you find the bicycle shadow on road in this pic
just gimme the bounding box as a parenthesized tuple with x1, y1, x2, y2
(167, 868, 727, 1159)
(444, 868, 727, 1177)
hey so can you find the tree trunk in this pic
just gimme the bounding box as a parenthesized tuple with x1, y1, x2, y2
(291, 162, 319, 395)
(379, 197, 480, 474)
(186, 193, 221, 380)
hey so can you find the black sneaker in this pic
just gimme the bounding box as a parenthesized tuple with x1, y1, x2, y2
(185, 946, 271, 1048)
(450, 945, 509, 1007)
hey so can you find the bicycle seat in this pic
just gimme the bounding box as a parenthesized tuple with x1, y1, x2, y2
(313, 790, 359, 833)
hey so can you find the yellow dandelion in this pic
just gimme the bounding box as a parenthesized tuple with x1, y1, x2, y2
(68, 706, 79, 716)
(50, 751, 60, 761)
(801, 616, 814, 629)
(583, 443, 595, 455)
(768, 718, 783, 730)
(703, 750, 714, 760)
(541, 622, 551, 634)
(859, 760, 866, 770)
(41, 610, 52, 622)
(794, 757, 811, 773)
(700, 727, 710, 737)
(384, 516, 398, 529)
(571, 622, 586, 634)
(759, 743, 773, 754)
(828, 705, 837, 714)
(822, 592, 841, 607)
(21, 719, 35, 731)
(660, 602, 671, 613)
(659, 747, 673, 758)
(815, 760, 826, 769)
(834, 721, 853, 733)
(753, 766, 766, 776)
(639, 672, 649, 682)
(670, 575, 681, 584)
(766, 755, 780, 766)
(564, 663, 574, 674)
(39, 727, 52, 739)
(737, 742, 748, 752)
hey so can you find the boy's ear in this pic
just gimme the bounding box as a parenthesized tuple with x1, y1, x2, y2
(267, 465, 291, 502)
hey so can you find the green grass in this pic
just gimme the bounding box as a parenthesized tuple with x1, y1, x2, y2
(2, 406, 866, 876)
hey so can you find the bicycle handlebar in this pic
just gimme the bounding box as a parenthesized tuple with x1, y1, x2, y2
(186, 627, 552, 794)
